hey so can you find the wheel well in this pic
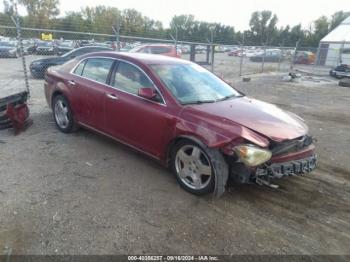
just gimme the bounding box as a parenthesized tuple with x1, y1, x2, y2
(166, 136, 205, 167)
(51, 91, 63, 108)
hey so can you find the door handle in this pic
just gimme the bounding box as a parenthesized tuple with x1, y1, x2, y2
(68, 80, 76, 86)
(106, 93, 118, 100)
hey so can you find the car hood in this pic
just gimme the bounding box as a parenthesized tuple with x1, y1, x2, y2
(180, 96, 308, 143)
(31, 56, 67, 65)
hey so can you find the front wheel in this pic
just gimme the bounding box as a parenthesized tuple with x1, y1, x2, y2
(52, 95, 77, 133)
(170, 140, 228, 196)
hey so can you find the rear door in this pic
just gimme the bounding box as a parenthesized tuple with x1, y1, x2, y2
(69, 57, 115, 130)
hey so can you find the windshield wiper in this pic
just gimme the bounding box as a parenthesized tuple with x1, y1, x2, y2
(181, 100, 216, 105)
(217, 94, 243, 101)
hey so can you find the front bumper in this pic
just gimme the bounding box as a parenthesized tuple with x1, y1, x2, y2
(229, 143, 317, 186)
(253, 154, 317, 188)
(256, 154, 317, 179)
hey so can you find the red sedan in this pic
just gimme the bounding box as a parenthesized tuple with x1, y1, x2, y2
(44, 52, 317, 197)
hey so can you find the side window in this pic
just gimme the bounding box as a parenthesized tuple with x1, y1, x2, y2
(81, 58, 114, 84)
(112, 61, 153, 95)
(73, 60, 86, 75)
(150, 47, 171, 54)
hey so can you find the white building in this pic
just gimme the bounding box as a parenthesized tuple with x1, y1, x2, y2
(319, 16, 350, 66)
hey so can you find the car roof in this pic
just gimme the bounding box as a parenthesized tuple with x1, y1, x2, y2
(80, 51, 190, 65)
(77, 46, 112, 50)
(137, 43, 175, 47)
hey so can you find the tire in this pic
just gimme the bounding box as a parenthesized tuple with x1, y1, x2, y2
(170, 139, 228, 196)
(339, 79, 350, 87)
(52, 95, 77, 133)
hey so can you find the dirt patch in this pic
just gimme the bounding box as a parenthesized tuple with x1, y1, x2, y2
(0, 64, 349, 255)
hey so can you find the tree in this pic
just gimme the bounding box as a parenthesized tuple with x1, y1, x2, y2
(170, 15, 196, 41)
(249, 10, 278, 45)
(18, 0, 60, 27)
(330, 11, 350, 30)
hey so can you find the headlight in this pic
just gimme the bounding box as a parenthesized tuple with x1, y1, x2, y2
(48, 47, 54, 51)
(9, 48, 16, 53)
(233, 145, 272, 166)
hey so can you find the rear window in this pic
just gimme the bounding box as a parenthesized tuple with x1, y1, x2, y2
(73, 60, 86, 75)
(80, 58, 114, 84)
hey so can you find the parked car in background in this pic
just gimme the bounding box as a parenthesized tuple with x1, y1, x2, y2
(129, 44, 181, 58)
(22, 39, 37, 54)
(250, 49, 282, 62)
(78, 40, 95, 47)
(294, 51, 315, 64)
(227, 48, 242, 56)
(35, 41, 57, 55)
(329, 64, 350, 79)
(44, 52, 317, 196)
(30, 46, 113, 78)
(56, 40, 75, 55)
(0, 41, 19, 58)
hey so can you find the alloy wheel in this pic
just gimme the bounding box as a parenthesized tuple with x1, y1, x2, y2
(175, 144, 212, 190)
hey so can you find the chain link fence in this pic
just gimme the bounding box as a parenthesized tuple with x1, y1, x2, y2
(0, 10, 347, 98)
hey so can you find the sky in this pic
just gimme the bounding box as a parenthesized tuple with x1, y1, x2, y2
(2, 0, 350, 31)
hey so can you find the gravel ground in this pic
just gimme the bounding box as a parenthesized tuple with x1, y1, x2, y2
(0, 55, 349, 255)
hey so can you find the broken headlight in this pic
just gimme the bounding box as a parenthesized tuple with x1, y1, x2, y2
(234, 145, 272, 166)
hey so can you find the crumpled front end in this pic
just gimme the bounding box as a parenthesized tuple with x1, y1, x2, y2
(228, 135, 317, 188)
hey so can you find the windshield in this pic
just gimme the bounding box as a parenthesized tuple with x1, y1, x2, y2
(151, 63, 242, 104)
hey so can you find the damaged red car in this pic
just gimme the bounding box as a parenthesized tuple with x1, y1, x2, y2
(44, 52, 317, 197)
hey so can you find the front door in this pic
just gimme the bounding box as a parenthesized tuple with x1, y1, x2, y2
(104, 61, 171, 158)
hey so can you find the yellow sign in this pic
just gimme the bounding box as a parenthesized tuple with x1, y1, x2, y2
(41, 33, 53, 41)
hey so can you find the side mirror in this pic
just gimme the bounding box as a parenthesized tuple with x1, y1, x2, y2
(138, 87, 157, 100)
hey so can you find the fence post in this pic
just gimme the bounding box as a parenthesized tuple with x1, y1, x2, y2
(315, 42, 321, 66)
(239, 44, 243, 76)
(261, 45, 266, 73)
(12, 2, 30, 95)
(239, 34, 245, 77)
(175, 26, 178, 56)
(210, 30, 214, 73)
(290, 40, 300, 70)
(338, 41, 345, 64)
(112, 24, 121, 51)
(278, 41, 284, 71)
